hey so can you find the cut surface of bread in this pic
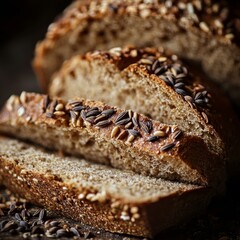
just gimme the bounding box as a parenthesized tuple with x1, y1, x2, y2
(48, 46, 240, 180)
(0, 136, 213, 237)
(0, 92, 225, 188)
(33, 0, 240, 106)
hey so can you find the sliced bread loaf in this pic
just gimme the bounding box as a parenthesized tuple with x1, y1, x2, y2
(48, 47, 240, 180)
(0, 92, 224, 187)
(0, 136, 213, 237)
(33, 0, 240, 106)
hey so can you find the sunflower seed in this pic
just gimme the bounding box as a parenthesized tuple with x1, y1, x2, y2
(94, 114, 108, 123)
(101, 109, 116, 117)
(70, 227, 80, 236)
(160, 142, 176, 151)
(49, 221, 60, 227)
(174, 82, 185, 88)
(38, 209, 45, 221)
(80, 110, 87, 120)
(111, 126, 120, 138)
(172, 130, 182, 139)
(56, 229, 68, 237)
(115, 117, 131, 126)
(201, 112, 209, 123)
(147, 136, 160, 142)
(31, 225, 44, 234)
(95, 119, 112, 128)
(140, 120, 153, 134)
(154, 66, 167, 75)
(115, 111, 129, 123)
(127, 129, 140, 137)
(47, 226, 59, 234)
(15, 213, 22, 221)
(195, 98, 205, 105)
(132, 112, 139, 128)
(0, 220, 8, 230)
(32, 208, 40, 217)
(151, 59, 160, 71)
(1, 220, 17, 232)
(72, 105, 85, 112)
(175, 88, 188, 96)
(19, 220, 28, 228)
(86, 109, 101, 117)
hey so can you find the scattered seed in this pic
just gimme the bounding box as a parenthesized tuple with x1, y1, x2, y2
(86, 109, 101, 117)
(54, 111, 65, 116)
(117, 130, 128, 140)
(172, 130, 182, 139)
(1, 220, 17, 232)
(56, 229, 68, 237)
(160, 142, 176, 152)
(201, 112, 209, 123)
(95, 119, 112, 128)
(55, 103, 64, 111)
(20, 91, 27, 104)
(147, 136, 160, 142)
(15, 212, 22, 221)
(43, 95, 50, 111)
(38, 209, 45, 221)
(70, 227, 80, 236)
(140, 120, 153, 134)
(80, 110, 87, 120)
(175, 88, 188, 96)
(49, 220, 60, 227)
(126, 135, 135, 143)
(200, 21, 210, 32)
(153, 130, 166, 137)
(115, 117, 131, 126)
(111, 126, 120, 138)
(47, 226, 59, 234)
(72, 105, 85, 112)
(46, 112, 54, 118)
(115, 111, 129, 123)
(101, 109, 116, 117)
(127, 129, 140, 137)
(94, 114, 108, 123)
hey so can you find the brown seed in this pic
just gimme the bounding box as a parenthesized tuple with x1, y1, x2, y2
(117, 130, 128, 140)
(153, 131, 166, 137)
(42, 95, 50, 111)
(72, 105, 85, 112)
(95, 119, 112, 128)
(201, 112, 209, 123)
(139, 58, 152, 65)
(200, 22, 210, 32)
(76, 118, 83, 127)
(160, 142, 176, 152)
(125, 122, 133, 129)
(54, 111, 65, 116)
(132, 112, 139, 128)
(111, 126, 120, 138)
(140, 120, 153, 134)
(126, 135, 135, 144)
(20, 91, 27, 104)
(172, 130, 182, 139)
(55, 103, 64, 111)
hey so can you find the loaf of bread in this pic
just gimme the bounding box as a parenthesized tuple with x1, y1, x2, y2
(33, 0, 240, 106)
(0, 92, 225, 188)
(48, 46, 240, 180)
(0, 136, 213, 237)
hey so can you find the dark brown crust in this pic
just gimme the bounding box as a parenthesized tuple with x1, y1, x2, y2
(0, 137, 213, 237)
(0, 92, 226, 188)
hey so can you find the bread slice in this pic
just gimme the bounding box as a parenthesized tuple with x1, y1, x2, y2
(33, 0, 240, 106)
(0, 92, 225, 188)
(48, 46, 240, 180)
(0, 136, 213, 237)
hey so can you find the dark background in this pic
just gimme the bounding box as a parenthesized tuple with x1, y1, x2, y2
(0, 0, 71, 105)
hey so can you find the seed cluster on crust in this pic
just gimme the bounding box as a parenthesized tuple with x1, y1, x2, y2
(6, 93, 183, 154)
(96, 46, 211, 124)
(45, 0, 238, 48)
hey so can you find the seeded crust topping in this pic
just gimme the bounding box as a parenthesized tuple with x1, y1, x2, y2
(6, 93, 184, 154)
(90, 46, 211, 124)
(45, 0, 239, 47)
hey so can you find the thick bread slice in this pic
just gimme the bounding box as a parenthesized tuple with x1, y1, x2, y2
(33, 0, 240, 106)
(0, 136, 213, 237)
(48, 46, 240, 180)
(0, 92, 224, 188)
